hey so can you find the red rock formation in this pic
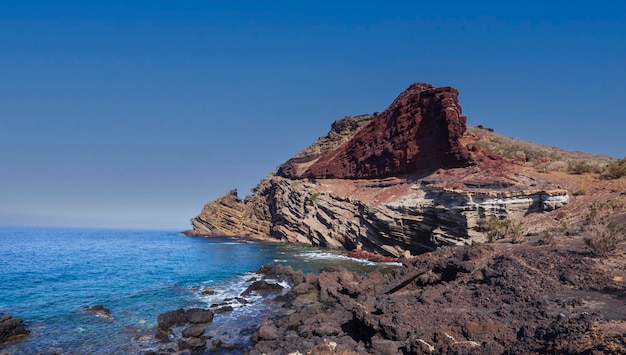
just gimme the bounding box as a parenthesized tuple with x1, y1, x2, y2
(302, 83, 473, 179)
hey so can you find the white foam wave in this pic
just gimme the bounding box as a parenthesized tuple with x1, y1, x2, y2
(195, 273, 261, 309)
(298, 250, 403, 267)
(298, 251, 377, 265)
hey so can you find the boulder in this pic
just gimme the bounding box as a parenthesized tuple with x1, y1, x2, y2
(0, 314, 29, 344)
(256, 319, 280, 341)
(178, 337, 206, 351)
(182, 325, 205, 338)
(240, 280, 284, 296)
(185, 308, 214, 324)
(157, 308, 186, 329)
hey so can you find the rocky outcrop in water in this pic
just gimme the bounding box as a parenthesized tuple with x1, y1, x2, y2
(155, 308, 215, 353)
(83, 304, 113, 320)
(185, 83, 569, 256)
(0, 314, 29, 345)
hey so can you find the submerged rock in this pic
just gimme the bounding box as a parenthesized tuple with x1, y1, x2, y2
(83, 304, 113, 319)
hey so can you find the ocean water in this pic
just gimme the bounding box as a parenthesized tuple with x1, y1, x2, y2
(0, 227, 397, 354)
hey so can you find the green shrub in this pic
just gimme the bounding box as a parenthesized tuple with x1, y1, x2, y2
(601, 158, 626, 179)
(483, 216, 503, 242)
(309, 193, 319, 202)
(539, 231, 554, 245)
(483, 216, 525, 243)
(567, 161, 591, 175)
(584, 222, 625, 256)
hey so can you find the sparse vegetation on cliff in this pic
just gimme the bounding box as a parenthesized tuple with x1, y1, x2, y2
(568, 160, 604, 174)
(182, 83, 626, 354)
(483, 216, 525, 243)
(467, 126, 612, 172)
(602, 157, 626, 179)
(582, 202, 626, 256)
(585, 222, 625, 256)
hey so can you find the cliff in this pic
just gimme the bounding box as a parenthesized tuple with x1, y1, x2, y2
(185, 83, 572, 256)
(281, 83, 472, 179)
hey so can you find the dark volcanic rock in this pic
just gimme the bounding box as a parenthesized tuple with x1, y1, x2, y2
(256, 264, 304, 284)
(155, 308, 213, 347)
(83, 304, 113, 319)
(213, 305, 234, 314)
(157, 308, 186, 329)
(178, 337, 206, 351)
(241, 280, 284, 296)
(285, 83, 473, 179)
(0, 314, 29, 344)
(185, 308, 214, 324)
(256, 319, 280, 341)
(182, 325, 206, 338)
(247, 235, 626, 354)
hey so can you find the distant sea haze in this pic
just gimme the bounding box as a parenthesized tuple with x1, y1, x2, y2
(0, 227, 387, 354)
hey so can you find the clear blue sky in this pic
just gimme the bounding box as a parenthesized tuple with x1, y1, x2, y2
(1, 1, 624, 230)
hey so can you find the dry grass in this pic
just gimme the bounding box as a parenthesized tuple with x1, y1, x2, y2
(466, 126, 614, 173)
(482, 216, 526, 243)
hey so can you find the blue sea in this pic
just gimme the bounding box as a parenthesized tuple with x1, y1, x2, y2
(0, 227, 396, 354)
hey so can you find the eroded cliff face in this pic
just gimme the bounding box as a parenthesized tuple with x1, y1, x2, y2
(186, 83, 569, 257)
(279, 83, 472, 180)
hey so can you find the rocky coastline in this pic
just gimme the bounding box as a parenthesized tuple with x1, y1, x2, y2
(155, 230, 626, 354)
(177, 81, 626, 354)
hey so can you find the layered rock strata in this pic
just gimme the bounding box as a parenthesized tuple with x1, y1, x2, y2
(185, 83, 569, 256)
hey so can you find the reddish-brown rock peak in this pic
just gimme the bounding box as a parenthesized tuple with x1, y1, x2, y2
(302, 82, 473, 179)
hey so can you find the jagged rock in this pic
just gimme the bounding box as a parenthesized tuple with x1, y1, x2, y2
(241, 280, 284, 296)
(256, 264, 304, 285)
(277, 114, 376, 178)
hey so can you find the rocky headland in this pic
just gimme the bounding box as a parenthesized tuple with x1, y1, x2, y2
(185, 82, 572, 257)
(173, 82, 626, 354)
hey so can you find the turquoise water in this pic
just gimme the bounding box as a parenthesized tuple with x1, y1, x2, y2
(0, 227, 395, 354)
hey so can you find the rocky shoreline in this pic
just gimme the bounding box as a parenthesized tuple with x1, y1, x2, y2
(153, 231, 626, 354)
(174, 81, 625, 353)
